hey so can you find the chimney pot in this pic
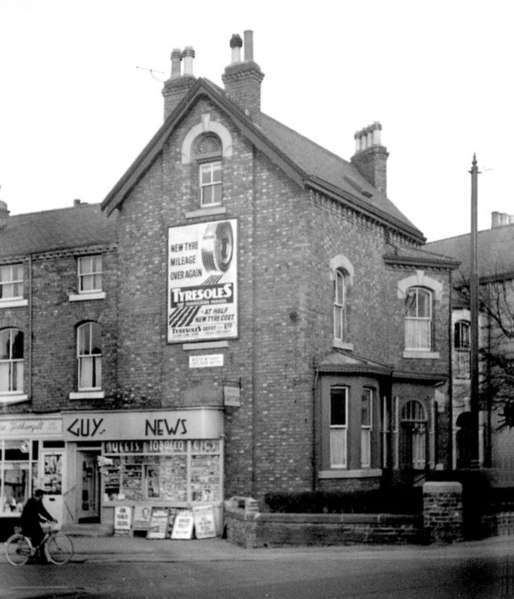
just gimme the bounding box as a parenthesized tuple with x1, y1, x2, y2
(0, 199, 9, 229)
(170, 48, 182, 78)
(182, 46, 195, 76)
(230, 34, 243, 63)
(244, 30, 254, 61)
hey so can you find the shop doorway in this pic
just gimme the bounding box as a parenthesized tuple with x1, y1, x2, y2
(40, 450, 64, 524)
(78, 450, 100, 522)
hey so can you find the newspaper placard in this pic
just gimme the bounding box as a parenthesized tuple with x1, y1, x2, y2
(147, 507, 169, 539)
(171, 510, 194, 540)
(132, 505, 152, 530)
(114, 506, 132, 532)
(192, 505, 217, 539)
(168, 219, 238, 343)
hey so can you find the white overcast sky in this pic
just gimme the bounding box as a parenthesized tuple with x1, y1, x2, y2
(0, 0, 512, 242)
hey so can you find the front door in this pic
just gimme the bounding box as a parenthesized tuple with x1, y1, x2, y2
(78, 451, 100, 521)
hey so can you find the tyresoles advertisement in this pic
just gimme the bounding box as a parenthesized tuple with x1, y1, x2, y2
(168, 219, 238, 343)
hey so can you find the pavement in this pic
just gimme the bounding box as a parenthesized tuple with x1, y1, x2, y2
(4, 530, 514, 564)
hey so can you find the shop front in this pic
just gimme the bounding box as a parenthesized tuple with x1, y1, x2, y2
(0, 414, 64, 539)
(62, 407, 224, 533)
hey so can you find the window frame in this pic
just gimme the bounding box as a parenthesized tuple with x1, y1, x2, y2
(454, 319, 471, 378)
(199, 161, 223, 208)
(361, 388, 373, 468)
(404, 286, 433, 351)
(329, 386, 348, 468)
(76, 322, 102, 391)
(333, 269, 346, 342)
(0, 264, 23, 300)
(0, 328, 24, 394)
(78, 255, 103, 294)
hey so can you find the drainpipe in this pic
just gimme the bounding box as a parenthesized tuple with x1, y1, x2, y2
(448, 267, 453, 470)
(28, 254, 33, 400)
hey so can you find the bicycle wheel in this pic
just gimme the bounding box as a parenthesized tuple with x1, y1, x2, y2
(5, 534, 32, 566)
(45, 532, 73, 565)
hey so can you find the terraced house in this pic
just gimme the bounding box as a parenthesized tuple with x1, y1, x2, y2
(0, 32, 458, 535)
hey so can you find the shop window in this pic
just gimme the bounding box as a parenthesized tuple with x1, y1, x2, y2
(329, 387, 348, 468)
(77, 322, 102, 391)
(0, 264, 23, 300)
(0, 328, 24, 393)
(0, 439, 38, 514)
(78, 255, 103, 294)
(405, 287, 432, 351)
(361, 388, 373, 468)
(102, 440, 222, 504)
(454, 320, 471, 378)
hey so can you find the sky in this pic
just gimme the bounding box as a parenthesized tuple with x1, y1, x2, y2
(0, 0, 513, 242)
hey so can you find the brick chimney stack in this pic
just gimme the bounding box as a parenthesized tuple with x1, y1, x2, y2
(351, 122, 389, 197)
(222, 30, 264, 124)
(491, 211, 514, 228)
(162, 46, 196, 120)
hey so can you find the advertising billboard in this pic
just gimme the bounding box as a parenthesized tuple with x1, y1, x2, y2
(167, 219, 237, 343)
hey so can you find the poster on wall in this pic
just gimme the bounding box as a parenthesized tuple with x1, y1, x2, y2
(168, 219, 238, 344)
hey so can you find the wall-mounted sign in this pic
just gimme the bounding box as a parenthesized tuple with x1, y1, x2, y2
(62, 408, 223, 441)
(168, 219, 238, 344)
(189, 354, 224, 368)
(0, 417, 62, 439)
(223, 385, 241, 407)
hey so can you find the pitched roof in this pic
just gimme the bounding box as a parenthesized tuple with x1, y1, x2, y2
(383, 244, 459, 270)
(426, 224, 514, 282)
(0, 203, 116, 259)
(102, 78, 425, 243)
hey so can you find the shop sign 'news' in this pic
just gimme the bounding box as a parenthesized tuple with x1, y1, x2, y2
(62, 409, 223, 441)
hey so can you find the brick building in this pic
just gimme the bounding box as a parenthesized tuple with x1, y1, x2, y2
(428, 212, 514, 484)
(0, 32, 457, 532)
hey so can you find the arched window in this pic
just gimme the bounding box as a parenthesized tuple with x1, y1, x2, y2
(454, 320, 471, 378)
(0, 328, 24, 393)
(333, 269, 346, 342)
(194, 134, 223, 207)
(77, 322, 102, 390)
(400, 400, 428, 469)
(405, 287, 432, 350)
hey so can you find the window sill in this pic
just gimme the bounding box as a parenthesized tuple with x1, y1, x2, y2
(69, 391, 105, 400)
(332, 340, 354, 351)
(185, 206, 227, 219)
(0, 393, 29, 405)
(403, 350, 440, 359)
(0, 299, 28, 309)
(69, 292, 106, 302)
(318, 469, 382, 479)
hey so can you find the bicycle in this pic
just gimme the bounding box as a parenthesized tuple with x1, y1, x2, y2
(5, 523, 74, 566)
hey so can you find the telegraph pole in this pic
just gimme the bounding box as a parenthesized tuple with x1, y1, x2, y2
(469, 154, 480, 469)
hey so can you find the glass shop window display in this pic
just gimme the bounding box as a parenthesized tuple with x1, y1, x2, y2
(0, 440, 38, 514)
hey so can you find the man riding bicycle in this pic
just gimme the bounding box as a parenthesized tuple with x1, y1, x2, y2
(20, 489, 57, 562)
